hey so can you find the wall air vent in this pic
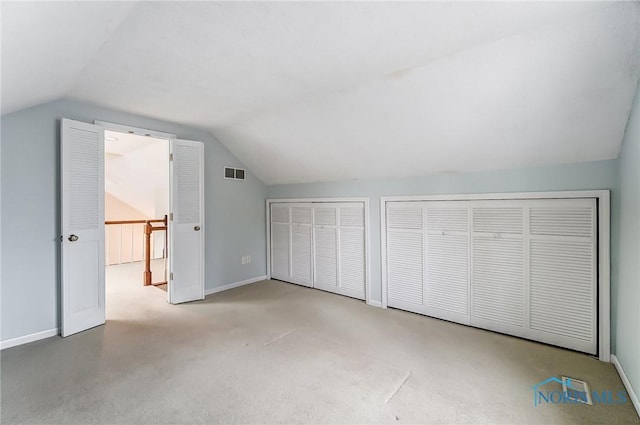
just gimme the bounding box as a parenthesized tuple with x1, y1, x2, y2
(224, 166, 246, 181)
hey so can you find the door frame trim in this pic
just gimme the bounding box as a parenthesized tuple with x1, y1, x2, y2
(380, 190, 610, 362)
(266, 197, 372, 306)
(94, 120, 176, 139)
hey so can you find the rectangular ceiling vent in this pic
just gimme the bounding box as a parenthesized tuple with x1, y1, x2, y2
(224, 166, 246, 181)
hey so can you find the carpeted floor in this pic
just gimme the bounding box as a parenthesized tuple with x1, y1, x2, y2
(1, 262, 638, 424)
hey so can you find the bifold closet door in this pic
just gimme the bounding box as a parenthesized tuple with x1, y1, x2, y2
(385, 201, 470, 322)
(312, 203, 366, 300)
(290, 206, 313, 287)
(424, 202, 470, 325)
(270, 205, 291, 281)
(385, 197, 598, 355)
(271, 201, 367, 300)
(469, 199, 597, 354)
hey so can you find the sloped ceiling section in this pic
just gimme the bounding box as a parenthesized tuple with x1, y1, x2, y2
(2, 2, 639, 184)
(104, 132, 169, 219)
(1, 2, 137, 114)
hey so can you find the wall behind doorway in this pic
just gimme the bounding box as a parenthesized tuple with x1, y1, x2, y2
(1, 99, 267, 343)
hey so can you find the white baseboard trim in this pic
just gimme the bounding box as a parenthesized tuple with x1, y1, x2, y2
(1, 328, 59, 350)
(612, 354, 640, 417)
(367, 300, 383, 308)
(205, 275, 268, 296)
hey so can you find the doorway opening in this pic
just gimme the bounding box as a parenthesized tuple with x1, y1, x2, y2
(104, 130, 170, 315)
(61, 118, 205, 336)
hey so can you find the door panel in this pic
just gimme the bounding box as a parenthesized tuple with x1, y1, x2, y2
(271, 222, 290, 280)
(424, 202, 470, 324)
(169, 139, 204, 304)
(290, 205, 313, 286)
(426, 233, 469, 321)
(470, 203, 526, 336)
(61, 118, 105, 337)
(339, 227, 365, 297)
(387, 231, 423, 313)
(386, 203, 424, 313)
(471, 236, 525, 331)
(313, 225, 338, 289)
(291, 223, 313, 287)
(527, 198, 597, 354)
(270, 205, 291, 281)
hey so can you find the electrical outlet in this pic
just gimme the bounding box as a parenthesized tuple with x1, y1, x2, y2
(241, 255, 252, 265)
(246, 255, 251, 264)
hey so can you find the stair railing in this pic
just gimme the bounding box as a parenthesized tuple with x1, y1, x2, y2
(105, 215, 168, 286)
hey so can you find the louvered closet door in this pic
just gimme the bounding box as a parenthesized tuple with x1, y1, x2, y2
(386, 202, 424, 314)
(424, 202, 470, 325)
(337, 204, 366, 300)
(471, 202, 526, 337)
(313, 205, 339, 291)
(290, 205, 313, 287)
(270, 205, 291, 281)
(527, 199, 597, 354)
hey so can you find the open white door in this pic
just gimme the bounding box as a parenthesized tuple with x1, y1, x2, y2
(61, 118, 105, 337)
(169, 139, 204, 304)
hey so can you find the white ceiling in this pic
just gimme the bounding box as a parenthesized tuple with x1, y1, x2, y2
(105, 130, 158, 156)
(2, 1, 639, 184)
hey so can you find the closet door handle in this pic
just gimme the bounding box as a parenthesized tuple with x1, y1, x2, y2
(68, 234, 79, 242)
(194, 226, 201, 231)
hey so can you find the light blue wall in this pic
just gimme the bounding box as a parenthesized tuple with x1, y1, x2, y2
(613, 81, 640, 397)
(267, 161, 618, 306)
(1, 99, 267, 342)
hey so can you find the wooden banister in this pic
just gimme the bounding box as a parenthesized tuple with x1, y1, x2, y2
(105, 219, 166, 225)
(105, 216, 168, 287)
(143, 215, 168, 286)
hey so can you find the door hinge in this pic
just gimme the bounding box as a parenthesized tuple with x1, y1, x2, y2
(170, 213, 174, 221)
(169, 153, 173, 161)
(170, 272, 174, 280)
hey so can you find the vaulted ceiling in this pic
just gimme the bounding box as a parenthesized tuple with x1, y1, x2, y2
(2, 1, 639, 184)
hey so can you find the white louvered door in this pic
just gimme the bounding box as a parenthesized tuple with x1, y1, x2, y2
(527, 199, 597, 354)
(313, 205, 339, 291)
(424, 202, 470, 325)
(61, 119, 105, 337)
(270, 201, 368, 300)
(470, 202, 526, 337)
(169, 139, 204, 304)
(290, 205, 313, 287)
(337, 204, 366, 300)
(270, 205, 291, 281)
(386, 202, 424, 314)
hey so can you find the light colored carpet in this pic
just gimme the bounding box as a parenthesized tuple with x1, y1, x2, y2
(1, 262, 638, 424)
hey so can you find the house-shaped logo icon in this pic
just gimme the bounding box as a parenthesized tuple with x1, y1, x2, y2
(531, 377, 580, 406)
